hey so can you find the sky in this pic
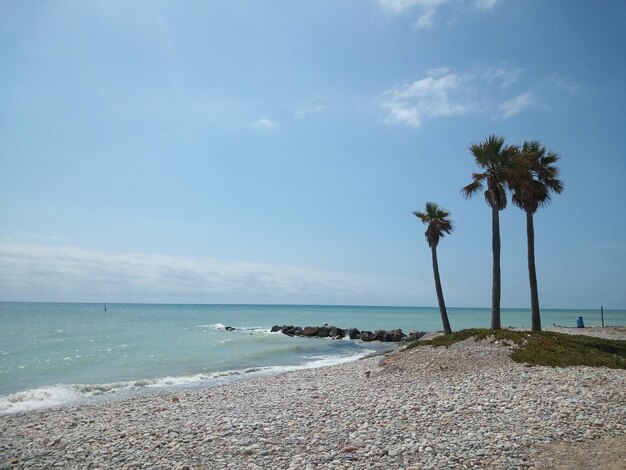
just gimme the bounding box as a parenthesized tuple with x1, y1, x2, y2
(0, 0, 625, 309)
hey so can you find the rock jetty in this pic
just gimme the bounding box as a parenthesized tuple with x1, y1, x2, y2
(268, 324, 426, 342)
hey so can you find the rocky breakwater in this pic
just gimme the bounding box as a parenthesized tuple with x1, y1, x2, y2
(269, 324, 425, 342)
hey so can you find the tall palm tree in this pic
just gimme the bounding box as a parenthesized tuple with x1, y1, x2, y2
(510, 141, 564, 331)
(461, 135, 518, 330)
(413, 202, 453, 334)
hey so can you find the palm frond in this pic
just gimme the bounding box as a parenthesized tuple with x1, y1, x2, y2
(461, 180, 483, 199)
(464, 135, 517, 210)
(413, 202, 454, 248)
(412, 210, 427, 223)
(511, 140, 564, 213)
(469, 135, 506, 168)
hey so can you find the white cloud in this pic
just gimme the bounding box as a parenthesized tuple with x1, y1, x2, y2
(481, 66, 521, 89)
(472, 0, 499, 10)
(381, 66, 533, 127)
(250, 118, 278, 129)
(378, 0, 448, 15)
(498, 92, 535, 118)
(378, 0, 448, 29)
(540, 75, 582, 93)
(295, 95, 332, 117)
(382, 70, 470, 127)
(415, 10, 436, 28)
(377, 0, 501, 27)
(0, 242, 422, 305)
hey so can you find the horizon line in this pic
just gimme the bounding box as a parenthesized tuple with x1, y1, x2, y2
(0, 300, 620, 311)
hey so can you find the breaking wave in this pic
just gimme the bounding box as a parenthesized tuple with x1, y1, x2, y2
(0, 348, 377, 415)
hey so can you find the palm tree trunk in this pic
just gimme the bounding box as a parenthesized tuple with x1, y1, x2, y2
(526, 210, 541, 331)
(491, 206, 501, 330)
(431, 245, 452, 334)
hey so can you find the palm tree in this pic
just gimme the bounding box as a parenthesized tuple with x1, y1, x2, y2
(413, 202, 453, 334)
(461, 135, 518, 330)
(510, 141, 564, 331)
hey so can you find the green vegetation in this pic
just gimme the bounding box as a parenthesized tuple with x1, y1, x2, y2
(405, 328, 626, 369)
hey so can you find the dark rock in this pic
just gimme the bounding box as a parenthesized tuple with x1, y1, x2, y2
(347, 328, 360, 340)
(385, 329, 405, 342)
(302, 326, 319, 336)
(271, 323, 405, 342)
(360, 331, 376, 341)
(374, 330, 386, 341)
(225, 326, 236, 331)
(281, 325, 296, 335)
(317, 326, 330, 337)
(329, 326, 345, 338)
(404, 331, 427, 341)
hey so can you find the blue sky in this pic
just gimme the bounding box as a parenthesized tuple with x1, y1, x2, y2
(1, 0, 624, 308)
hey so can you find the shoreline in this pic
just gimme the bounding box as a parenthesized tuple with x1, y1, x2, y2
(0, 326, 621, 414)
(0, 338, 399, 416)
(1, 328, 625, 469)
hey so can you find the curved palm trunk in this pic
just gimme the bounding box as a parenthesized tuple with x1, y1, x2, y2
(526, 210, 541, 331)
(431, 245, 452, 334)
(491, 206, 501, 330)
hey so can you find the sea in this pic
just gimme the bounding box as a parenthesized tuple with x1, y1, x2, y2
(1, 302, 624, 414)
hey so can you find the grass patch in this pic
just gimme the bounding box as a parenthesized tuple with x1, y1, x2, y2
(405, 328, 626, 369)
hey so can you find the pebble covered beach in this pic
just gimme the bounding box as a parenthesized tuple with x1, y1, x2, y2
(1, 327, 625, 470)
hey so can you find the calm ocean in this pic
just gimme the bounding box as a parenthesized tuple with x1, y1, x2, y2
(1, 302, 624, 414)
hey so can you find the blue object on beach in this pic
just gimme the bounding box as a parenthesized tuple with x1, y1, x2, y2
(576, 316, 585, 328)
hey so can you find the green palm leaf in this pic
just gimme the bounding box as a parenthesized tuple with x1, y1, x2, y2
(413, 201, 453, 248)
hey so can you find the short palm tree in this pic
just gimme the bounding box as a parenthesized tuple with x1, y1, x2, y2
(413, 202, 453, 334)
(461, 135, 518, 330)
(511, 141, 564, 331)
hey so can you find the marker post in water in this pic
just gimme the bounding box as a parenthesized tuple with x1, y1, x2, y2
(601, 306, 604, 328)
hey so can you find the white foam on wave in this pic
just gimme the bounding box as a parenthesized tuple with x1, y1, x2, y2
(0, 346, 382, 415)
(196, 323, 270, 334)
(246, 348, 377, 378)
(0, 374, 209, 415)
(0, 385, 83, 414)
(297, 349, 375, 369)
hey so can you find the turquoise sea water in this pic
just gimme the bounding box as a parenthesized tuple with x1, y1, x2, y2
(1, 302, 624, 414)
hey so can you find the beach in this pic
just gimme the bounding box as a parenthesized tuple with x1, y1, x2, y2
(1, 327, 624, 470)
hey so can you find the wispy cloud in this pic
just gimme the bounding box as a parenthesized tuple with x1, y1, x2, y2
(472, 0, 499, 10)
(415, 10, 436, 28)
(377, 0, 502, 28)
(498, 92, 535, 118)
(381, 66, 528, 127)
(295, 95, 332, 118)
(382, 69, 470, 127)
(540, 75, 582, 94)
(0, 242, 423, 305)
(250, 118, 279, 129)
(378, 0, 448, 15)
